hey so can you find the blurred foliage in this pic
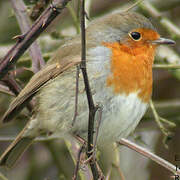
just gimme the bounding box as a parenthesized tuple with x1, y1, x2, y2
(0, 2, 20, 44)
(0, 0, 180, 180)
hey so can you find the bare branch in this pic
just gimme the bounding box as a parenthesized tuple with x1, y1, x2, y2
(72, 66, 80, 126)
(153, 64, 180, 69)
(0, 0, 72, 80)
(10, 0, 45, 73)
(1, 135, 179, 176)
(72, 143, 86, 180)
(118, 138, 180, 176)
(93, 105, 103, 154)
(150, 100, 176, 137)
(65, 140, 92, 179)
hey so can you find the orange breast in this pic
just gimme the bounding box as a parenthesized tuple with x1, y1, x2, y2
(103, 42, 156, 103)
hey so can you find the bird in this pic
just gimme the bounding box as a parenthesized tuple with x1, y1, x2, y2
(0, 11, 175, 168)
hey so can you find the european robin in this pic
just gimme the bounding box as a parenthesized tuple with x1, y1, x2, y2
(0, 11, 175, 167)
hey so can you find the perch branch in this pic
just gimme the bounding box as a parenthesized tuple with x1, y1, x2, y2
(80, 0, 102, 179)
(118, 138, 180, 176)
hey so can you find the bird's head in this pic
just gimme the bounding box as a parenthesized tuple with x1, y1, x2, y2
(88, 11, 175, 52)
(87, 11, 175, 102)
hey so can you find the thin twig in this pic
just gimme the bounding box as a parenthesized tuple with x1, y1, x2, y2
(0, 136, 56, 142)
(72, 143, 86, 180)
(112, 163, 125, 180)
(72, 65, 80, 126)
(95, 161, 105, 179)
(84, 0, 92, 26)
(1, 137, 179, 176)
(153, 64, 180, 69)
(80, 0, 101, 179)
(125, 0, 144, 12)
(118, 138, 180, 175)
(105, 167, 112, 180)
(66, 140, 91, 180)
(112, 143, 125, 180)
(0, 0, 72, 80)
(150, 100, 176, 137)
(10, 0, 45, 73)
(93, 105, 103, 156)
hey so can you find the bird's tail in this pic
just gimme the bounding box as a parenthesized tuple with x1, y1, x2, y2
(0, 123, 35, 168)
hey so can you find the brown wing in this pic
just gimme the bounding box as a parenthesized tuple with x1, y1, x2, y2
(2, 43, 83, 123)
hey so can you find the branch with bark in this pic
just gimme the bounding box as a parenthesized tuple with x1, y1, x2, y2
(80, 0, 103, 179)
(10, 0, 45, 73)
(0, 0, 71, 80)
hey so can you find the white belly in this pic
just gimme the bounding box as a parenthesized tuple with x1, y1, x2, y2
(97, 92, 148, 145)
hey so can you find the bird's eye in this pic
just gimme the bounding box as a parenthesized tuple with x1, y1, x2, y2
(129, 32, 141, 41)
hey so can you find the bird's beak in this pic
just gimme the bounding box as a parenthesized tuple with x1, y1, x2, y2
(151, 38, 175, 45)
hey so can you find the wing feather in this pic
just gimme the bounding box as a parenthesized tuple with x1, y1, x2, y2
(2, 58, 80, 123)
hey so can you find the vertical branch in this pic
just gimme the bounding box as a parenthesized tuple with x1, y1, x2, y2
(72, 143, 85, 180)
(80, 0, 101, 179)
(72, 66, 80, 126)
